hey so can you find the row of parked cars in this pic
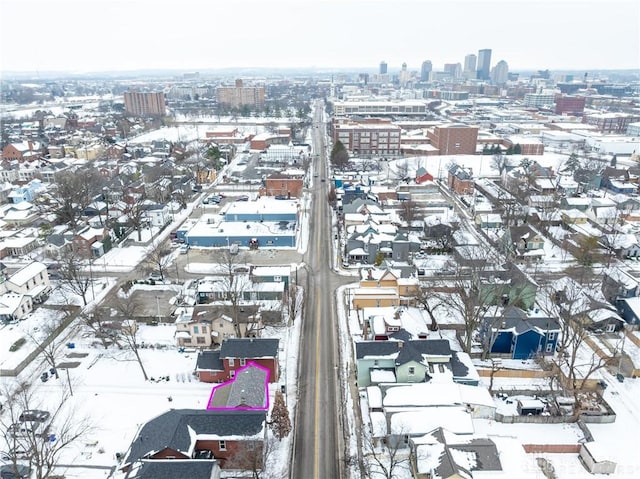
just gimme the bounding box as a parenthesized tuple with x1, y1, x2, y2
(1, 409, 51, 477)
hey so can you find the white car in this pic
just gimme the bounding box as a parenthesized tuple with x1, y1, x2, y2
(178, 245, 190, 254)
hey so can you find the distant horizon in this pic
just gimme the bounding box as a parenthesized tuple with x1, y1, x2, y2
(1, 0, 638, 75)
(1, 65, 638, 81)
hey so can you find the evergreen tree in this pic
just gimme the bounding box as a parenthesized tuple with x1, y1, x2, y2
(482, 144, 489, 155)
(269, 390, 291, 440)
(611, 154, 617, 167)
(330, 140, 350, 170)
(513, 143, 522, 155)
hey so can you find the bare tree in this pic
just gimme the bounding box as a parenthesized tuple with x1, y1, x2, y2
(398, 199, 422, 225)
(217, 250, 251, 338)
(394, 159, 409, 180)
(0, 380, 92, 479)
(413, 285, 443, 331)
(24, 315, 69, 380)
(287, 284, 303, 326)
(538, 279, 615, 405)
(226, 434, 279, 479)
(144, 240, 172, 281)
(363, 421, 411, 479)
(491, 153, 511, 177)
(81, 308, 123, 349)
(113, 296, 148, 380)
(52, 168, 103, 229)
(122, 191, 148, 242)
(58, 249, 93, 306)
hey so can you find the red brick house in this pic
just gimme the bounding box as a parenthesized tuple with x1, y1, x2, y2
(447, 164, 474, 195)
(122, 409, 266, 471)
(195, 338, 279, 383)
(2, 141, 42, 162)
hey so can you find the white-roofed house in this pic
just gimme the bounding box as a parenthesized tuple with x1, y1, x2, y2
(0, 293, 33, 322)
(5, 261, 51, 303)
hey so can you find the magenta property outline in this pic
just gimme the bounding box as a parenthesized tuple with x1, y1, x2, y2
(205, 361, 271, 411)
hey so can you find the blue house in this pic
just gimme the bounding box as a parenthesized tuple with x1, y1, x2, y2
(481, 306, 560, 360)
(7, 180, 42, 204)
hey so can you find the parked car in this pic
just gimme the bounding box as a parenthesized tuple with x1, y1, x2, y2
(18, 410, 50, 423)
(0, 464, 31, 479)
(148, 272, 163, 282)
(236, 195, 250, 202)
(178, 245, 190, 254)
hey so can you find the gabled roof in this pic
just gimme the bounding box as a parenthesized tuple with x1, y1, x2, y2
(124, 460, 219, 479)
(219, 338, 279, 359)
(196, 350, 223, 371)
(125, 409, 266, 466)
(208, 363, 269, 410)
(355, 340, 452, 362)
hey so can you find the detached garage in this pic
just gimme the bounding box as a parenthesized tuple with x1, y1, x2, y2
(580, 442, 616, 475)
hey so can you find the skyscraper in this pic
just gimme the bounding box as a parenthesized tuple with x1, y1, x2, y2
(464, 54, 477, 73)
(420, 60, 432, 81)
(476, 48, 492, 80)
(380, 61, 388, 75)
(491, 60, 509, 84)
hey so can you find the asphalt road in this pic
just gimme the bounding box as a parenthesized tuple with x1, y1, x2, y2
(292, 102, 351, 478)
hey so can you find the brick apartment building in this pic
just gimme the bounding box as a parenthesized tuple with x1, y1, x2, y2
(332, 119, 401, 157)
(583, 113, 640, 134)
(427, 124, 479, 155)
(216, 79, 265, 109)
(555, 95, 586, 116)
(123, 91, 166, 117)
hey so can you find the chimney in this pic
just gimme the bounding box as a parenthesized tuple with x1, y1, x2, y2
(398, 342, 404, 349)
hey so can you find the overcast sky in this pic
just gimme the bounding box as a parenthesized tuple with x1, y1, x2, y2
(1, 0, 638, 74)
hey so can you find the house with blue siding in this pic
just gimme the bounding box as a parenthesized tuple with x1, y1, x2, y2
(481, 306, 560, 360)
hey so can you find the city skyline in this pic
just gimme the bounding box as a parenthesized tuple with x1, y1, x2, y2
(1, 0, 638, 74)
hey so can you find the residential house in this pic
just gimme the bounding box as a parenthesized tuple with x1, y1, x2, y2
(447, 164, 474, 195)
(353, 267, 419, 309)
(250, 266, 291, 289)
(602, 267, 640, 306)
(2, 141, 42, 162)
(175, 305, 264, 348)
(174, 307, 215, 348)
(196, 338, 279, 383)
(207, 363, 269, 410)
(0, 293, 33, 323)
(73, 225, 110, 258)
(122, 409, 266, 471)
(560, 208, 589, 226)
(499, 225, 546, 263)
(4, 261, 51, 303)
(354, 339, 478, 387)
(481, 306, 560, 360)
(143, 203, 172, 228)
(410, 428, 503, 479)
(123, 460, 220, 479)
(586, 197, 620, 226)
(601, 233, 640, 259)
(414, 167, 434, 184)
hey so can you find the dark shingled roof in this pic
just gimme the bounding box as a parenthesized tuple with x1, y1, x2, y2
(125, 460, 218, 479)
(124, 409, 266, 466)
(355, 339, 453, 362)
(219, 338, 279, 358)
(195, 350, 223, 371)
(355, 341, 400, 359)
